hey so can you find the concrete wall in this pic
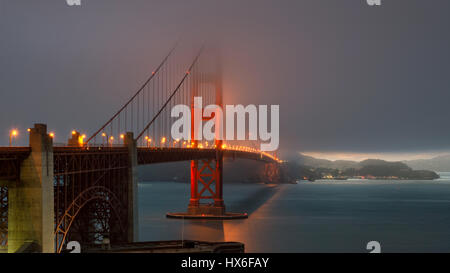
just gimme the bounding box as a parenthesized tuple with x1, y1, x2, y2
(8, 124, 54, 253)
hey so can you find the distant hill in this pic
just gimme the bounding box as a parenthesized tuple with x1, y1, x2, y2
(293, 153, 359, 170)
(295, 153, 450, 172)
(356, 159, 437, 179)
(404, 154, 450, 172)
(291, 153, 439, 180)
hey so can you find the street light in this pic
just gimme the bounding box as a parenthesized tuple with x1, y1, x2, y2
(109, 136, 114, 147)
(101, 132, 108, 146)
(147, 138, 152, 148)
(9, 129, 18, 147)
(78, 134, 86, 146)
(49, 132, 55, 139)
(173, 139, 179, 147)
(161, 137, 166, 147)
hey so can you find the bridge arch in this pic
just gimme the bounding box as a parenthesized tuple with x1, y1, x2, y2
(54, 186, 126, 253)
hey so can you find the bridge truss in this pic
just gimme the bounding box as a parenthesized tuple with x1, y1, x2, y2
(53, 147, 130, 253)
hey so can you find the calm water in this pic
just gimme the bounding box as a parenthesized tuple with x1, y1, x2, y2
(138, 172, 450, 253)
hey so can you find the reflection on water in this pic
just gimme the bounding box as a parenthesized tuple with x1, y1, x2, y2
(139, 175, 450, 252)
(183, 221, 225, 242)
(138, 182, 279, 244)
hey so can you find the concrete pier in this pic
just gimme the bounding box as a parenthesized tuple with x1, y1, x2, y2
(124, 132, 139, 242)
(8, 124, 54, 253)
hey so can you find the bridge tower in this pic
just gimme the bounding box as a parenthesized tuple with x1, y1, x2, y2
(187, 62, 225, 216)
(168, 52, 247, 219)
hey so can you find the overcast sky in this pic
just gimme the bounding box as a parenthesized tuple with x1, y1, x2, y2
(1, 0, 449, 160)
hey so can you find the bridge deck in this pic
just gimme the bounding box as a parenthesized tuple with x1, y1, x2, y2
(137, 147, 276, 164)
(0, 146, 277, 181)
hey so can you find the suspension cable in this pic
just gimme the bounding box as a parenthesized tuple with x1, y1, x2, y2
(136, 46, 204, 141)
(85, 43, 178, 145)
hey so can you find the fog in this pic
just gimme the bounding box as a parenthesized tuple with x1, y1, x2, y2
(1, 0, 450, 158)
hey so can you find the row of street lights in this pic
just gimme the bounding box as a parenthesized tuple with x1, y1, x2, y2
(8, 129, 55, 147)
(9, 128, 217, 149)
(7, 129, 280, 161)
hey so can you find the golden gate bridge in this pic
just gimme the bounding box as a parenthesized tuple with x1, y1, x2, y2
(0, 44, 282, 253)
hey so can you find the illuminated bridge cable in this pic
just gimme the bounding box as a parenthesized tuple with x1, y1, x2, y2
(136, 46, 205, 141)
(85, 43, 178, 145)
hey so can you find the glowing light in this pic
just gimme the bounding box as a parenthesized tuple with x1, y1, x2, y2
(173, 139, 179, 147)
(49, 132, 55, 138)
(72, 130, 77, 135)
(221, 144, 227, 149)
(161, 137, 166, 144)
(120, 134, 125, 139)
(145, 136, 149, 140)
(110, 136, 114, 140)
(9, 129, 18, 147)
(27, 128, 31, 132)
(102, 132, 106, 137)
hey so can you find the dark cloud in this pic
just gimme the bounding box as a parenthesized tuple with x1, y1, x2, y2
(1, 0, 449, 157)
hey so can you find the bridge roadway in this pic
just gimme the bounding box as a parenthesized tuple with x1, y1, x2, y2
(0, 146, 277, 182)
